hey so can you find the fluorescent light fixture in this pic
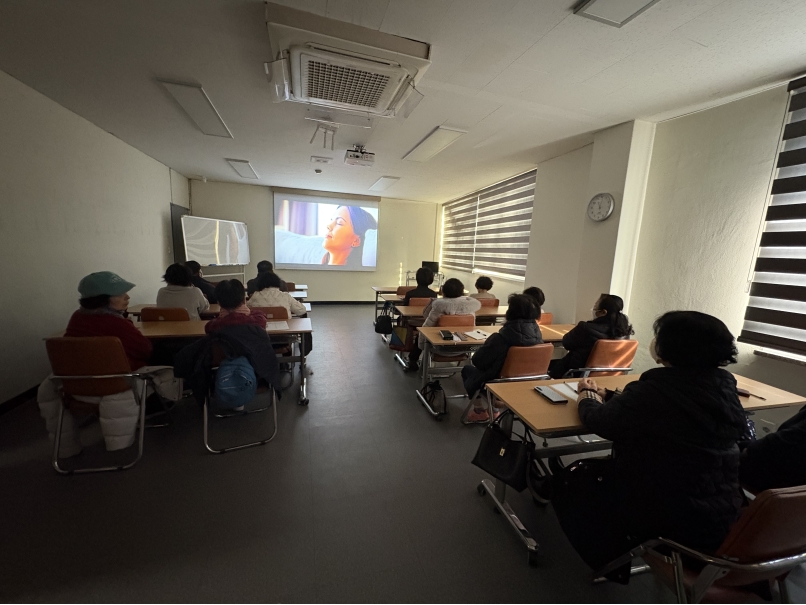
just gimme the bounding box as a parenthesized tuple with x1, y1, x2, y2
(403, 126, 467, 162)
(160, 80, 233, 138)
(573, 0, 663, 28)
(369, 176, 400, 192)
(226, 159, 259, 179)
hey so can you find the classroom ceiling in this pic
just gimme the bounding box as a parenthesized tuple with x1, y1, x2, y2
(0, 0, 805, 203)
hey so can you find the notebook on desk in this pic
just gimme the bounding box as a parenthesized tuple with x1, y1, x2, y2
(464, 329, 490, 341)
(265, 321, 289, 331)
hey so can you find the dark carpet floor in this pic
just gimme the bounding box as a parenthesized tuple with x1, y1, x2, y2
(1, 305, 804, 603)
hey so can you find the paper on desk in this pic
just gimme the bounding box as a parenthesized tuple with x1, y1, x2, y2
(552, 383, 578, 401)
(265, 321, 289, 331)
(464, 329, 490, 341)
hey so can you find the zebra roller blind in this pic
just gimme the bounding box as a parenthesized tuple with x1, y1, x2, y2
(440, 170, 536, 280)
(739, 75, 806, 356)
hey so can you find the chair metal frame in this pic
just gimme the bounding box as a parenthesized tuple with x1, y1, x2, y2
(203, 388, 278, 454)
(49, 371, 149, 474)
(593, 537, 806, 603)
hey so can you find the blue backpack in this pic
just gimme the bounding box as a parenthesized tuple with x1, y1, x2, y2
(214, 356, 257, 409)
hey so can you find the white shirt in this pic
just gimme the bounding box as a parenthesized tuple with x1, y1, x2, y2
(156, 285, 210, 320)
(247, 288, 307, 317)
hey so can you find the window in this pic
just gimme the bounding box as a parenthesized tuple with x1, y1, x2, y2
(440, 170, 536, 281)
(738, 75, 806, 356)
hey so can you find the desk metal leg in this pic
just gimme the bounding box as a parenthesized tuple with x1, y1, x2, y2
(374, 291, 382, 321)
(478, 478, 539, 566)
(298, 335, 309, 406)
(415, 341, 445, 418)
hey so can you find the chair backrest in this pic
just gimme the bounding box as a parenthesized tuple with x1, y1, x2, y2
(478, 298, 500, 307)
(251, 306, 289, 320)
(409, 297, 432, 306)
(437, 314, 475, 327)
(537, 312, 553, 325)
(716, 486, 806, 585)
(140, 307, 190, 322)
(584, 339, 638, 376)
(285, 281, 296, 291)
(397, 286, 416, 295)
(500, 344, 554, 378)
(45, 337, 131, 397)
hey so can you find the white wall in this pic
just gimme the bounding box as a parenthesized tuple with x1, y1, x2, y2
(0, 69, 188, 402)
(189, 180, 438, 302)
(523, 145, 593, 323)
(628, 85, 806, 403)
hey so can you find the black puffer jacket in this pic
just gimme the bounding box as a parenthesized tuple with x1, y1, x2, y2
(462, 319, 543, 397)
(741, 404, 806, 491)
(578, 367, 747, 552)
(549, 316, 625, 378)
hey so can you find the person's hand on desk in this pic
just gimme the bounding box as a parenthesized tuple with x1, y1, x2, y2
(578, 377, 606, 403)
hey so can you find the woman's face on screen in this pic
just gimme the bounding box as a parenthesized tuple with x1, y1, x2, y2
(323, 206, 360, 256)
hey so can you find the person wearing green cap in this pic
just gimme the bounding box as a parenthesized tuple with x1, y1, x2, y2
(64, 271, 153, 369)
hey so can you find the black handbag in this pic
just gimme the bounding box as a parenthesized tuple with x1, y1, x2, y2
(471, 409, 535, 492)
(375, 302, 394, 334)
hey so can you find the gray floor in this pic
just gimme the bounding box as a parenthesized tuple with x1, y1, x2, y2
(1, 305, 803, 603)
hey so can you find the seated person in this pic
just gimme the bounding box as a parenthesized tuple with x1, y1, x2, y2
(461, 294, 543, 423)
(39, 272, 178, 456)
(402, 267, 438, 305)
(405, 278, 481, 372)
(205, 280, 267, 333)
(469, 276, 496, 300)
(156, 263, 210, 320)
(246, 260, 287, 296)
(548, 294, 633, 378)
(551, 311, 747, 577)
(247, 271, 306, 317)
(740, 403, 806, 491)
(523, 286, 545, 309)
(185, 260, 218, 304)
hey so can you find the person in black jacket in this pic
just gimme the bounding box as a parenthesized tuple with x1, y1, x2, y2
(185, 260, 218, 304)
(551, 311, 747, 579)
(548, 294, 633, 378)
(402, 267, 438, 305)
(461, 294, 543, 423)
(523, 286, 545, 309)
(740, 404, 806, 491)
(246, 260, 287, 296)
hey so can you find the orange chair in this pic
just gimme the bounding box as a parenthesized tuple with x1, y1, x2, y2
(45, 337, 150, 474)
(564, 339, 639, 378)
(594, 486, 806, 603)
(397, 286, 416, 296)
(284, 281, 296, 291)
(478, 298, 500, 307)
(433, 314, 475, 363)
(140, 307, 190, 322)
(537, 312, 553, 325)
(251, 306, 289, 320)
(476, 298, 501, 326)
(409, 297, 433, 307)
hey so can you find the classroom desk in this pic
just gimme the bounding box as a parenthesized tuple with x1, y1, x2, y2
(289, 290, 307, 301)
(127, 302, 311, 318)
(480, 374, 806, 565)
(372, 286, 400, 320)
(294, 284, 309, 290)
(396, 305, 510, 319)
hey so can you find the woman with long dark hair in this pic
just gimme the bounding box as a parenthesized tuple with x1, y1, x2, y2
(321, 205, 377, 269)
(548, 293, 633, 378)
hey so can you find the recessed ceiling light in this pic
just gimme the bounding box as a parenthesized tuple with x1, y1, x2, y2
(226, 159, 258, 179)
(159, 80, 233, 138)
(403, 126, 467, 162)
(573, 0, 663, 28)
(369, 176, 400, 192)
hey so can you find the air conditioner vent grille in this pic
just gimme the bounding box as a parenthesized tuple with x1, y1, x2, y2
(306, 61, 389, 108)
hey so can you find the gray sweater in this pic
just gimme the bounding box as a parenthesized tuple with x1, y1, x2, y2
(418, 296, 482, 348)
(156, 285, 210, 320)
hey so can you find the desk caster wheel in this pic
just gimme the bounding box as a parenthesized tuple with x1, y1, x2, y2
(298, 398, 309, 406)
(477, 484, 486, 496)
(527, 550, 539, 567)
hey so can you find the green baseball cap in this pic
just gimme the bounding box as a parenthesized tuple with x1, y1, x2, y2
(78, 272, 135, 297)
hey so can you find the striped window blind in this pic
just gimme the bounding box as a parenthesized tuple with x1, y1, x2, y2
(739, 76, 806, 356)
(440, 170, 536, 281)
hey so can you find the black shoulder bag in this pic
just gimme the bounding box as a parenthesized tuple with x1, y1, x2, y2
(471, 409, 534, 492)
(374, 302, 394, 334)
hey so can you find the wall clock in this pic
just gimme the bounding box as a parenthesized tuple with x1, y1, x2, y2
(587, 193, 615, 222)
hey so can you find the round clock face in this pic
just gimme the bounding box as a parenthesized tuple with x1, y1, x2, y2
(587, 193, 615, 222)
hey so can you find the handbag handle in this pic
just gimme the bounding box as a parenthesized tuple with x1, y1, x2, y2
(491, 408, 534, 444)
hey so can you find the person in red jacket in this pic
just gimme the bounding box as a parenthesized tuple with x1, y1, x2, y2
(65, 271, 152, 370)
(205, 280, 267, 333)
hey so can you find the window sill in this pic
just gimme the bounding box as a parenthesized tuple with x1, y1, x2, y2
(753, 349, 806, 368)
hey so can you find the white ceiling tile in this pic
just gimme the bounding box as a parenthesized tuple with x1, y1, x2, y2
(378, 0, 453, 41)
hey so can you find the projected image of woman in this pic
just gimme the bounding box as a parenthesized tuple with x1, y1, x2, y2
(321, 205, 377, 267)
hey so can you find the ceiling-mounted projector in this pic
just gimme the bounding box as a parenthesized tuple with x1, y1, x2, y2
(264, 2, 430, 118)
(344, 147, 374, 167)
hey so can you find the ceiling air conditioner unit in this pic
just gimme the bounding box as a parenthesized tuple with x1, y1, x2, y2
(265, 2, 430, 118)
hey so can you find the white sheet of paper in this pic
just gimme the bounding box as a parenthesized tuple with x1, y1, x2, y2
(565, 381, 579, 393)
(265, 321, 289, 331)
(552, 383, 578, 401)
(464, 329, 490, 340)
